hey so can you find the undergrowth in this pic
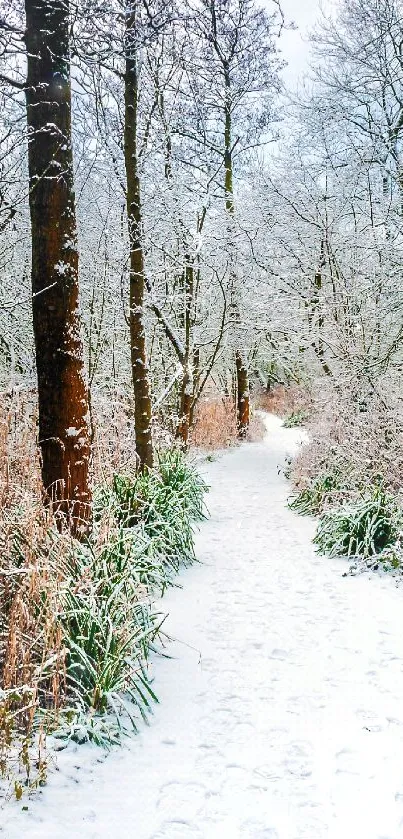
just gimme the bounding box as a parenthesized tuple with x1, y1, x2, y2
(283, 409, 309, 428)
(313, 485, 403, 560)
(287, 383, 403, 567)
(289, 469, 349, 516)
(290, 463, 403, 566)
(1, 446, 208, 797)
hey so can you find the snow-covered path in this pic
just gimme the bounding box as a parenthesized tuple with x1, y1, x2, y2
(4, 415, 403, 839)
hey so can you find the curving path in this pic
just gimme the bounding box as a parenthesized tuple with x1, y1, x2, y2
(4, 414, 403, 839)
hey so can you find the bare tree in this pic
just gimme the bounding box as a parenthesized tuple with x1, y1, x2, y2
(124, 2, 154, 468)
(24, 0, 92, 534)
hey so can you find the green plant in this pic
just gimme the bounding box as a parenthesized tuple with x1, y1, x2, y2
(54, 451, 208, 745)
(96, 449, 208, 577)
(94, 472, 139, 527)
(135, 471, 197, 571)
(313, 485, 403, 559)
(157, 449, 208, 522)
(379, 545, 403, 573)
(289, 470, 343, 516)
(1, 448, 209, 771)
(97, 449, 207, 524)
(283, 409, 309, 428)
(95, 526, 170, 593)
(54, 709, 123, 747)
(58, 548, 161, 743)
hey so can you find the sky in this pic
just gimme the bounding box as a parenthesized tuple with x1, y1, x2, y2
(266, 0, 332, 89)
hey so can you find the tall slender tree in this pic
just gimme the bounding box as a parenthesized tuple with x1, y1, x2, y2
(24, 0, 92, 534)
(222, 47, 250, 437)
(124, 3, 154, 469)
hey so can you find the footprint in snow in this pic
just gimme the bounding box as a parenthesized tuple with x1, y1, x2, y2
(151, 821, 203, 839)
(269, 648, 289, 660)
(241, 823, 279, 839)
(157, 782, 207, 820)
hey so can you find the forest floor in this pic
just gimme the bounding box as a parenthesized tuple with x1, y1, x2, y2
(3, 414, 403, 839)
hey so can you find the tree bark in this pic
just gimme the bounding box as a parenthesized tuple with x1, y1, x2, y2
(223, 70, 250, 437)
(235, 350, 250, 438)
(312, 237, 331, 377)
(189, 347, 200, 429)
(176, 259, 194, 446)
(124, 7, 153, 470)
(24, 0, 92, 536)
(176, 364, 193, 447)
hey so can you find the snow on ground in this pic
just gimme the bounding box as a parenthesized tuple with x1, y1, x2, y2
(3, 413, 403, 839)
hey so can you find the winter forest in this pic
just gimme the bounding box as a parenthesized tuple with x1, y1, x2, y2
(1, 0, 403, 836)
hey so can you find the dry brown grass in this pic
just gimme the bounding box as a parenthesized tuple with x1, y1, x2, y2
(0, 389, 73, 794)
(91, 389, 138, 483)
(190, 397, 238, 450)
(190, 396, 266, 450)
(254, 384, 311, 418)
(0, 388, 41, 504)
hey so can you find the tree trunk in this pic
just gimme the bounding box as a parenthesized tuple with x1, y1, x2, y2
(124, 8, 153, 470)
(235, 350, 250, 438)
(312, 237, 331, 377)
(189, 347, 200, 429)
(24, 0, 92, 536)
(176, 364, 193, 447)
(176, 261, 194, 447)
(223, 69, 250, 437)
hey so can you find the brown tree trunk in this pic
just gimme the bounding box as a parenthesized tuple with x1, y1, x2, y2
(176, 365, 193, 447)
(189, 347, 200, 429)
(176, 261, 194, 447)
(235, 350, 250, 438)
(223, 79, 250, 438)
(24, 0, 92, 536)
(124, 8, 153, 470)
(312, 237, 331, 377)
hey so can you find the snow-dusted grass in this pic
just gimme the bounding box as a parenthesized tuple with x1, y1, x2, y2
(0, 449, 207, 792)
(3, 414, 403, 838)
(313, 484, 403, 559)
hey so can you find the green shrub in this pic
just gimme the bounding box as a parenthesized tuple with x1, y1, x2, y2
(134, 471, 196, 572)
(1, 451, 208, 759)
(289, 470, 343, 516)
(283, 409, 309, 428)
(157, 449, 208, 522)
(54, 449, 208, 746)
(96, 448, 208, 577)
(313, 485, 403, 558)
(56, 544, 161, 745)
(96, 524, 170, 593)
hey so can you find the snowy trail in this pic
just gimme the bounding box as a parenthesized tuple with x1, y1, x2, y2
(4, 414, 403, 839)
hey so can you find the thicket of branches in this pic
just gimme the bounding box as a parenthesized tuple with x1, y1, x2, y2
(0, 0, 400, 488)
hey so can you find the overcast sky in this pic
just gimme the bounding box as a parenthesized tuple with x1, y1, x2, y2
(267, 0, 332, 89)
